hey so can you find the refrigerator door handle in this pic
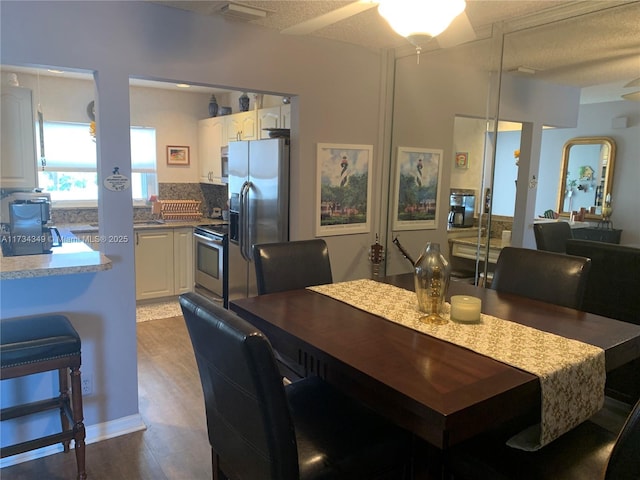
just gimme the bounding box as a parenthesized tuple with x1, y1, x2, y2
(239, 181, 252, 261)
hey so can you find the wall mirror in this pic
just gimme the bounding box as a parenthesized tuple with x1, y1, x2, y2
(557, 136, 615, 219)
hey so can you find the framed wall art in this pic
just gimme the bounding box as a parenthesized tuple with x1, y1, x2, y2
(166, 145, 190, 166)
(392, 147, 443, 231)
(455, 152, 469, 169)
(316, 143, 373, 236)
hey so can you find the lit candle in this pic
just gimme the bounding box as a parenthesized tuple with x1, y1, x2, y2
(450, 295, 482, 323)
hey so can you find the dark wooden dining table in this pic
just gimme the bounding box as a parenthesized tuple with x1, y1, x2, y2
(230, 273, 640, 450)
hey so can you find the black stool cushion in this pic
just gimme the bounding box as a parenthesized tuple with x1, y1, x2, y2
(1, 315, 81, 368)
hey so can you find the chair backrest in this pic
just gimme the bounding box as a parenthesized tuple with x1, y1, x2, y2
(179, 292, 299, 480)
(253, 239, 333, 295)
(604, 398, 640, 480)
(566, 239, 640, 324)
(533, 221, 573, 253)
(491, 247, 591, 309)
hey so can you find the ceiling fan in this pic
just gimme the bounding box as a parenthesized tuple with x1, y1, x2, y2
(280, 0, 477, 50)
(622, 77, 640, 101)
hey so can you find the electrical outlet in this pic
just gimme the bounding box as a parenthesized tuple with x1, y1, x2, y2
(81, 373, 93, 396)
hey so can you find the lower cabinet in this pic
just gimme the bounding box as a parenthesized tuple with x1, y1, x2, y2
(135, 227, 193, 300)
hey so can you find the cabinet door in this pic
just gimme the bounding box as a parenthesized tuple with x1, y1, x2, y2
(1, 87, 37, 189)
(173, 227, 194, 294)
(280, 104, 291, 129)
(197, 117, 225, 184)
(258, 106, 281, 138)
(135, 229, 174, 300)
(227, 111, 258, 142)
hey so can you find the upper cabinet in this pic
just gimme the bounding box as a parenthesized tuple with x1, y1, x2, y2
(226, 110, 258, 143)
(198, 117, 226, 185)
(1, 86, 37, 189)
(258, 105, 291, 138)
(258, 106, 281, 138)
(281, 104, 291, 129)
(200, 106, 291, 184)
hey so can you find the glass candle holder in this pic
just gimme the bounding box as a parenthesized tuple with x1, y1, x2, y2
(450, 295, 482, 323)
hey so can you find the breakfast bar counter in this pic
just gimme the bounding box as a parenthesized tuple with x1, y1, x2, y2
(0, 229, 112, 280)
(450, 235, 505, 264)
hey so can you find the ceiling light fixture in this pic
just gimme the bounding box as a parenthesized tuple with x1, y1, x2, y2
(377, 0, 466, 61)
(621, 77, 640, 101)
(175, 84, 191, 88)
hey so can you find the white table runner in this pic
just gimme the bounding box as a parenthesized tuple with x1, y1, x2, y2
(309, 279, 605, 450)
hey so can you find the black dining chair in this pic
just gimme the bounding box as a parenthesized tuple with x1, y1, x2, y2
(448, 398, 640, 480)
(179, 291, 412, 480)
(253, 239, 333, 295)
(533, 221, 573, 253)
(491, 247, 591, 309)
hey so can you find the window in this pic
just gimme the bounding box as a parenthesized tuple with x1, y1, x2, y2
(36, 121, 157, 205)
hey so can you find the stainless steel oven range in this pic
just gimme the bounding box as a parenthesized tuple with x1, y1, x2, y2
(194, 224, 228, 307)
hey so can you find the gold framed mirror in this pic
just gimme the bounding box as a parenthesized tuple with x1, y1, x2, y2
(557, 136, 615, 219)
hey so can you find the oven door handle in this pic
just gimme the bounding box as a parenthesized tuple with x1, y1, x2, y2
(194, 232, 224, 246)
(239, 181, 252, 261)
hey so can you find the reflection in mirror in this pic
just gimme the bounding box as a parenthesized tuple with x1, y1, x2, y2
(557, 137, 615, 219)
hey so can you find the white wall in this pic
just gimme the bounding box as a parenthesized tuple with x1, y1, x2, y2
(0, 0, 387, 460)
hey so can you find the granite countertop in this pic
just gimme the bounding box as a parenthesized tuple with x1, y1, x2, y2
(1, 229, 112, 280)
(1, 219, 227, 280)
(67, 218, 226, 232)
(450, 235, 506, 249)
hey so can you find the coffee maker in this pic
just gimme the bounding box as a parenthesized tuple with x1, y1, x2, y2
(1, 191, 61, 256)
(448, 190, 476, 228)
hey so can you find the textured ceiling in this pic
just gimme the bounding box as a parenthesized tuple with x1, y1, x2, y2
(156, 0, 640, 97)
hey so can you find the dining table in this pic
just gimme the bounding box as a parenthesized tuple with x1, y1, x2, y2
(229, 273, 640, 452)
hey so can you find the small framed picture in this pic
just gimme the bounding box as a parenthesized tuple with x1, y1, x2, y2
(167, 146, 190, 166)
(455, 152, 469, 169)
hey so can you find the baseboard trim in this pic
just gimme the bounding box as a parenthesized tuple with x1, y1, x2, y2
(0, 414, 146, 468)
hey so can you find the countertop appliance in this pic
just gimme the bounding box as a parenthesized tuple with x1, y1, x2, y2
(448, 190, 475, 228)
(1, 191, 61, 256)
(194, 224, 228, 307)
(228, 138, 289, 301)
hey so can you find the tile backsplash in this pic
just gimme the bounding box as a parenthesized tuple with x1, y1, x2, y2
(52, 182, 228, 224)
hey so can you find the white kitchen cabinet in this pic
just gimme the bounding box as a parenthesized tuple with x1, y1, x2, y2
(258, 105, 291, 138)
(226, 110, 258, 143)
(280, 104, 291, 129)
(1, 86, 37, 189)
(198, 117, 226, 184)
(173, 227, 194, 295)
(258, 106, 282, 138)
(135, 227, 194, 300)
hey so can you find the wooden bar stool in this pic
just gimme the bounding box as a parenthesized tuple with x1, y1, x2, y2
(1, 314, 87, 480)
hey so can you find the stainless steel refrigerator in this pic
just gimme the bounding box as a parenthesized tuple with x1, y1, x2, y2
(228, 137, 289, 301)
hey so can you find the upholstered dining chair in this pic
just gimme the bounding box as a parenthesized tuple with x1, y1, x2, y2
(253, 239, 333, 295)
(448, 398, 640, 480)
(533, 221, 573, 253)
(491, 247, 591, 309)
(179, 291, 412, 480)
